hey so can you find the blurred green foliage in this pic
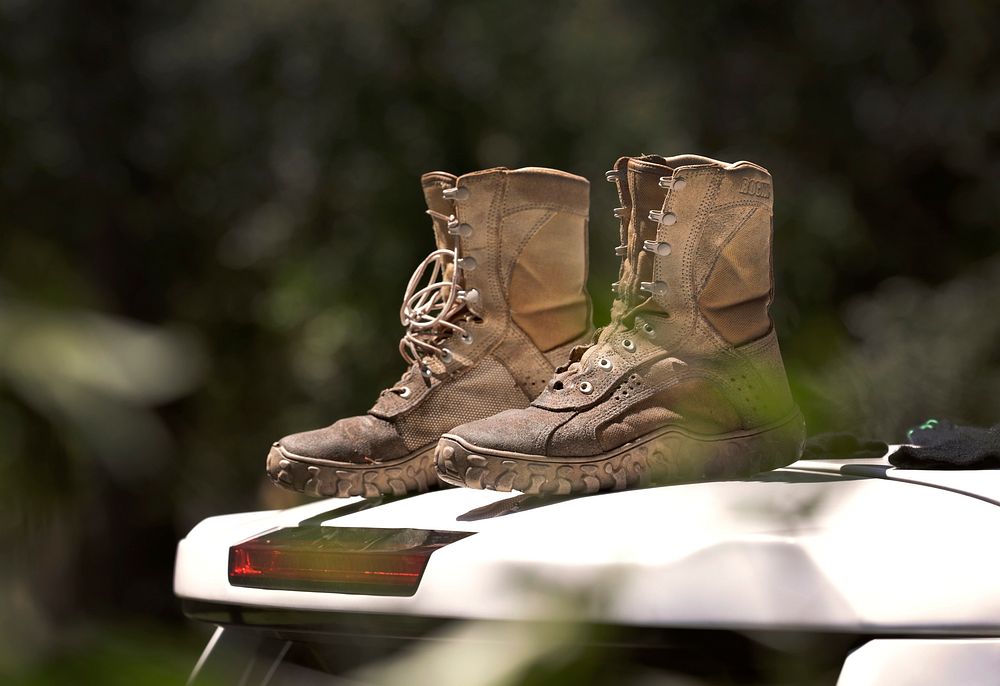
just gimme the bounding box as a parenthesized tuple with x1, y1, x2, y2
(1, 0, 998, 680)
(2, 623, 211, 686)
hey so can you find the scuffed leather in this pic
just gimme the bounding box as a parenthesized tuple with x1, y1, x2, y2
(446, 156, 798, 460)
(278, 414, 410, 464)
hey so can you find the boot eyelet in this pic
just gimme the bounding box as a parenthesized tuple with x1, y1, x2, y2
(442, 186, 470, 201)
(660, 177, 687, 191)
(421, 365, 433, 378)
(457, 256, 477, 271)
(398, 387, 412, 399)
(605, 170, 618, 183)
(643, 240, 672, 256)
(460, 333, 474, 345)
(622, 339, 635, 352)
(642, 323, 656, 338)
(448, 222, 473, 237)
(440, 348, 453, 364)
(578, 381, 593, 394)
(649, 210, 677, 226)
(598, 358, 612, 370)
(640, 280, 668, 296)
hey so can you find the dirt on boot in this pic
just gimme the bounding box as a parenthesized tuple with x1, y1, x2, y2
(268, 167, 595, 497)
(437, 155, 805, 495)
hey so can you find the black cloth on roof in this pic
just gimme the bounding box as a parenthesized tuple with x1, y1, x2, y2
(890, 419, 1000, 470)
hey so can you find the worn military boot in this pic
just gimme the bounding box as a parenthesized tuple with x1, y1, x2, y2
(267, 167, 595, 497)
(436, 155, 805, 495)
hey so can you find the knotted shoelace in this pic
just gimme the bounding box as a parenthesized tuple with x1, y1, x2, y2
(389, 208, 480, 398)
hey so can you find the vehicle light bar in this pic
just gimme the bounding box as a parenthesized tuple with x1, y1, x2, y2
(229, 526, 473, 597)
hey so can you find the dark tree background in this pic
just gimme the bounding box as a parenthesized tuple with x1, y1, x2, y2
(1, 0, 998, 682)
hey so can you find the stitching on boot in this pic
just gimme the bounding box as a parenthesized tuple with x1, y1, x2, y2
(492, 321, 558, 398)
(503, 201, 589, 217)
(659, 168, 721, 352)
(581, 365, 712, 445)
(693, 204, 769, 346)
(488, 173, 507, 338)
(694, 205, 759, 292)
(502, 208, 557, 292)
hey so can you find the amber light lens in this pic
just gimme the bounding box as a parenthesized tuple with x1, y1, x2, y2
(229, 527, 473, 597)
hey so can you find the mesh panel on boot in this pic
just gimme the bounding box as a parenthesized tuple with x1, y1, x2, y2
(394, 356, 530, 450)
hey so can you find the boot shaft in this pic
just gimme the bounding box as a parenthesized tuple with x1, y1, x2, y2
(372, 167, 594, 420)
(611, 155, 775, 353)
(421, 171, 459, 251)
(429, 167, 593, 354)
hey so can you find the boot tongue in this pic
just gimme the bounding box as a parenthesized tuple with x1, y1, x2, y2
(607, 155, 637, 325)
(421, 171, 459, 251)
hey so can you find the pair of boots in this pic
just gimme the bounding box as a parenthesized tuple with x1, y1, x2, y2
(267, 155, 806, 499)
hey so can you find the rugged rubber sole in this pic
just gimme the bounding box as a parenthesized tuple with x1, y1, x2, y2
(435, 410, 807, 495)
(266, 444, 442, 498)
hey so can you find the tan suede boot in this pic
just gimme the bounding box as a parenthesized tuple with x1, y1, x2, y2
(267, 167, 594, 497)
(436, 155, 805, 495)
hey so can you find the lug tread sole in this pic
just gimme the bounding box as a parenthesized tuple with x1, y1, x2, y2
(435, 411, 806, 496)
(266, 445, 441, 498)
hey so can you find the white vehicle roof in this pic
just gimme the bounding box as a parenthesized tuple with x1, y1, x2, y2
(174, 448, 1000, 633)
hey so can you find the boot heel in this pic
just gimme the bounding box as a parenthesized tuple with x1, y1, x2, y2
(646, 409, 807, 485)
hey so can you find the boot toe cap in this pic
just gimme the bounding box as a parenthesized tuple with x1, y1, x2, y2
(274, 415, 410, 465)
(444, 407, 559, 455)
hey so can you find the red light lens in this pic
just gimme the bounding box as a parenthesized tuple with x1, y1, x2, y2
(228, 527, 473, 596)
